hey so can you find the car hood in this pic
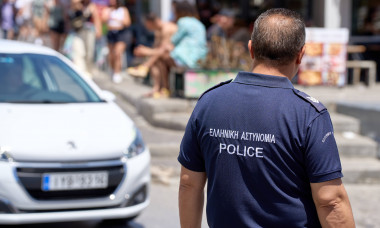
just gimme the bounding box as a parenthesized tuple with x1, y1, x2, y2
(0, 103, 135, 162)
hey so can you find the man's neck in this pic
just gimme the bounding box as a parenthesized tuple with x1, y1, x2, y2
(252, 62, 296, 81)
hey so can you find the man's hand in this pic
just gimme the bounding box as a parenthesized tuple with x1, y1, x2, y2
(311, 178, 355, 228)
(179, 166, 207, 228)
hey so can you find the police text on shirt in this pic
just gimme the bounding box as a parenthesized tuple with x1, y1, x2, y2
(209, 128, 276, 158)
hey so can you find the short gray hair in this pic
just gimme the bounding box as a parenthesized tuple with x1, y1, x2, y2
(251, 8, 305, 66)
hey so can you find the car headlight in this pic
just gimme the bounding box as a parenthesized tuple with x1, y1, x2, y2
(124, 127, 146, 158)
(0, 146, 13, 162)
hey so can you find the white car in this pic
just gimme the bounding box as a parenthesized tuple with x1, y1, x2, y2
(0, 40, 150, 224)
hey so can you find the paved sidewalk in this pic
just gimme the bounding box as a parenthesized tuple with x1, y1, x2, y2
(93, 69, 380, 131)
(92, 69, 194, 131)
(295, 84, 380, 106)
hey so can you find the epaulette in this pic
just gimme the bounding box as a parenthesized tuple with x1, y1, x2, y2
(199, 79, 233, 100)
(293, 89, 326, 112)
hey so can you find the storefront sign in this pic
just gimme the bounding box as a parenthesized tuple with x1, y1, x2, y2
(299, 28, 349, 86)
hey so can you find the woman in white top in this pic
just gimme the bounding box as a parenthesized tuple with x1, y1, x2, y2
(102, 0, 131, 83)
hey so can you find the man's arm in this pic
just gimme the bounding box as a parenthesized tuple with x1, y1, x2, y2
(133, 44, 168, 57)
(311, 178, 355, 228)
(161, 23, 177, 48)
(179, 165, 207, 228)
(122, 7, 131, 28)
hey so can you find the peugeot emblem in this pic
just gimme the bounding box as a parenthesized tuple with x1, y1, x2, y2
(67, 141, 77, 150)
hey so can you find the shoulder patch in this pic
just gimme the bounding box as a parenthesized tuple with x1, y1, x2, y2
(198, 79, 233, 100)
(293, 89, 326, 112)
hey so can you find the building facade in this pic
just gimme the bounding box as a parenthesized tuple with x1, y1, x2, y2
(137, 0, 380, 81)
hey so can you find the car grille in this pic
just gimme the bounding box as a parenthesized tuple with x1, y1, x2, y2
(15, 161, 125, 201)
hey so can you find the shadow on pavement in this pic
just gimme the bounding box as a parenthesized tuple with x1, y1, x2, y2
(0, 220, 144, 228)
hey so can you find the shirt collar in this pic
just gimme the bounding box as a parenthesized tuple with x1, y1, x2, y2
(233, 71, 294, 89)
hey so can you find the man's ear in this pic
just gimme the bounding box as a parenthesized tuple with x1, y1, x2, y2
(248, 40, 254, 59)
(296, 45, 306, 65)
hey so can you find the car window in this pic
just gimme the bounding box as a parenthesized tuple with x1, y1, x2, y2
(43, 60, 88, 101)
(0, 53, 102, 103)
(22, 56, 43, 89)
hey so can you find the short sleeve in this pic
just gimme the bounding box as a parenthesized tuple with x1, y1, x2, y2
(304, 111, 343, 183)
(178, 112, 205, 172)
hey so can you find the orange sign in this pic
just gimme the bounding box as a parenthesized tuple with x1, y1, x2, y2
(299, 28, 349, 86)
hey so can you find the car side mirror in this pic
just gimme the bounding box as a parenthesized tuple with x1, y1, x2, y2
(101, 90, 116, 101)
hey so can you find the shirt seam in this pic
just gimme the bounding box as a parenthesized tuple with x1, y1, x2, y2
(177, 156, 206, 172)
(310, 168, 342, 177)
(306, 110, 328, 129)
(232, 81, 294, 89)
(301, 110, 328, 153)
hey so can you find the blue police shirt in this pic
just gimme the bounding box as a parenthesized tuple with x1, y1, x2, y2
(178, 72, 343, 228)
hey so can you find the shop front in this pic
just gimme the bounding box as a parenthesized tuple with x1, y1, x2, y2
(350, 0, 380, 82)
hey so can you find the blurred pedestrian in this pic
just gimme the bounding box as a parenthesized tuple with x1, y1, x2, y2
(178, 8, 355, 228)
(207, 8, 250, 44)
(15, 0, 33, 42)
(47, 0, 67, 51)
(31, 0, 48, 41)
(204, 9, 250, 70)
(169, 2, 207, 69)
(102, 0, 131, 83)
(64, 0, 87, 73)
(78, 0, 102, 74)
(206, 8, 235, 41)
(1, 0, 16, 39)
(135, 1, 207, 98)
(127, 13, 178, 80)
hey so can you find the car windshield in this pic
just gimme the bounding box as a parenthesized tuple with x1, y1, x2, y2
(0, 53, 102, 103)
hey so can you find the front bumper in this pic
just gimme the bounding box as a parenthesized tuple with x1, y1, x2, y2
(0, 200, 149, 224)
(0, 150, 150, 224)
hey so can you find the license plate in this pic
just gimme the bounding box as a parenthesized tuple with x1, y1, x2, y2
(42, 171, 108, 191)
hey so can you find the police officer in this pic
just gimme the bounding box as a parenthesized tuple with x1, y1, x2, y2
(178, 8, 355, 228)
